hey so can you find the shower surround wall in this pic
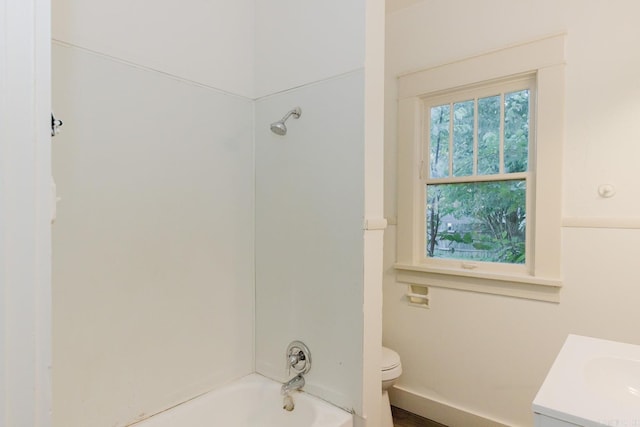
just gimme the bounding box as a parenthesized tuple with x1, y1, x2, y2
(53, 1, 384, 426)
(52, 1, 255, 426)
(52, 44, 255, 427)
(255, 72, 365, 410)
(253, 0, 371, 417)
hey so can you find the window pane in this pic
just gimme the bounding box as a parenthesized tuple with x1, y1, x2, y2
(452, 100, 474, 177)
(426, 180, 526, 264)
(477, 95, 500, 175)
(429, 104, 450, 178)
(504, 90, 529, 173)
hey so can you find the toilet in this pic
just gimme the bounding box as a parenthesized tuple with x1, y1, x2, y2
(381, 346, 402, 427)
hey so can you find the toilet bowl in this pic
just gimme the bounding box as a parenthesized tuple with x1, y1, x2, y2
(381, 346, 402, 427)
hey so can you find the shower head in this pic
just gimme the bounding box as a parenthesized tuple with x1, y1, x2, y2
(270, 107, 301, 135)
(270, 121, 288, 136)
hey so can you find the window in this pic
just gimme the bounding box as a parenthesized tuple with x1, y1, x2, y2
(395, 35, 565, 302)
(425, 76, 533, 270)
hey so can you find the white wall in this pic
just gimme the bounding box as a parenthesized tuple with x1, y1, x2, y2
(384, 1, 640, 426)
(51, 2, 255, 425)
(253, 0, 367, 413)
(253, 0, 366, 98)
(53, 0, 255, 98)
(253, 1, 386, 424)
(53, 1, 386, 425)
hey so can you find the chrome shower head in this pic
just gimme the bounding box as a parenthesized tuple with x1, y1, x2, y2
(270, 121, 288, 136)
(270, 107, 301, 135)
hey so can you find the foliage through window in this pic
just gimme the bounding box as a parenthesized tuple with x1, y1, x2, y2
(424, 77, 534, 265)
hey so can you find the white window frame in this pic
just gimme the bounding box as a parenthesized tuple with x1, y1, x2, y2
(423, 75, 535, 275)
(395, 34, 565, 302)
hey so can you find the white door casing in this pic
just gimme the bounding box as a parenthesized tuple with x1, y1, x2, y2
(0, 0, 52, 426)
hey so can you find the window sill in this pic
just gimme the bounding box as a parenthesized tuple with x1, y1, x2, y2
(394, 263, 561, 303)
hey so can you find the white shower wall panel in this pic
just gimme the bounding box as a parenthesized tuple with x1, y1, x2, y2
(52, 43, 255, 427)
(254, 70, 365, 412)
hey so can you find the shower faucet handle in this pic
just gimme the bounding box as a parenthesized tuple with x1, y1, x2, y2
(288, 350, 305, 367)
(286, 340, 311, 376)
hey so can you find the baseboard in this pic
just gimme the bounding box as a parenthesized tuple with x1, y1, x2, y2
(389, 385, 510, 427)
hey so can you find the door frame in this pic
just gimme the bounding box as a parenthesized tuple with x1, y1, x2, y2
(0, 0, 52, 425)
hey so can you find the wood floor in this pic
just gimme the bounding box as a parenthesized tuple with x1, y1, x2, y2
(392, 406, 447, 427)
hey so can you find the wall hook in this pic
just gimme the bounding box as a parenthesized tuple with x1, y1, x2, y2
(51, 112, 63, 137)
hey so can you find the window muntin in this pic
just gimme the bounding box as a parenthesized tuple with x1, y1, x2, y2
(423, 76, 535, 268)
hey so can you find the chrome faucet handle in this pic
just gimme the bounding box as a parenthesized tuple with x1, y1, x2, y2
(288, 350, 304, 367)
(286, 341, 311, 376)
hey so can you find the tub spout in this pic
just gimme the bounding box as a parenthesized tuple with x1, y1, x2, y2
(281, 374, 305, 395)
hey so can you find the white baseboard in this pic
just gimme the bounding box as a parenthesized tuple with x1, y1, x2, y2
(389, 385, 511, 427)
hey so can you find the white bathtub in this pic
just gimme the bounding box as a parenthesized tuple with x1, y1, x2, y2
(131, 374, 353, 427)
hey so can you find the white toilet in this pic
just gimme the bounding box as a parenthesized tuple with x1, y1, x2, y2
(381, 346, 402, 427)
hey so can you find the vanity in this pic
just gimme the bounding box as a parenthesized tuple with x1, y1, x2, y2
(533, 335, 640, 427)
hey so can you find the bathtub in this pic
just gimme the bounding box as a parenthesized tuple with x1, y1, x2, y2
(131, 373, 353, 427)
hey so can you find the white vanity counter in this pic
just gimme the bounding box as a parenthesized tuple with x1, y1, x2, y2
(533, 334, 640, 427)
